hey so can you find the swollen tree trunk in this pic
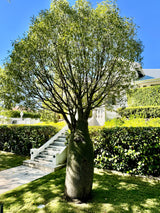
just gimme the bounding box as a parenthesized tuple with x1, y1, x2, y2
(65, 118, 94, 202)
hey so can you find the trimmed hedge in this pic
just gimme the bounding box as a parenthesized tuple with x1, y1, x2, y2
(118, 106, 160, 118)
(0, 125, 58, 156)
(0, 110, 40, 119)
(90, 127, 160, 177)
(128, 85, 160, 107)
(40, 110, 60, 123)
(1, 123, 159, 177)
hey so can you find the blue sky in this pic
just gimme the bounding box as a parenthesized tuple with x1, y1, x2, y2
(0, 0, 160, 69)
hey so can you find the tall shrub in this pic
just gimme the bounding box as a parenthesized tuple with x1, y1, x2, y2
(0, 125, 57, 156)
(118, 106, 160, 118)
(128, 85, 160, 107)
(90, 127, 160, 177)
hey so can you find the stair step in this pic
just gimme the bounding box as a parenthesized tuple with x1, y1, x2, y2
(61, 132, 67, 135)
(38, 154, 56, 160)
(34, 158, 52, 162)
(34, 157, 53, 163)
(23, 160, 65, 173)
(57, 137, 66, 142)
(48, 145, 64, 149)
(24, 126, 68, 173)
(34, 160, 53, 166)
(43, 150, 59, 155)
(53, 142, 65, 146)
(54, 139, 66, 143)
(23, 160, 55, 172)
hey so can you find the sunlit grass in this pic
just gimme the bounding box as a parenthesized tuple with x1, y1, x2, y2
(0, 168, 159, 213)
(0, 151, 28, 171)
(35, 120, 66, 131)
(104, 117, 160, 127)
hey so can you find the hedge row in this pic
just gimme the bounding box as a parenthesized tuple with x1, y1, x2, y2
(128, 85, 160, 107)
(0, 125, 58, 156)
(1, 124, 159, 177)
(90, 127, 160, 177)
(40, 110, 60, 122)
(0, 110, 41, 119)
(117, 106, 160, 118)
(104, 117, 160, 127)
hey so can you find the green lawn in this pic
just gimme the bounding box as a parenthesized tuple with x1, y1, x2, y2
(0, 167, 159, 213)
(0, 151, 28, 171)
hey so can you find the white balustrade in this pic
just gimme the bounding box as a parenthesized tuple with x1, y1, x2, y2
(30, 125, 68, 161)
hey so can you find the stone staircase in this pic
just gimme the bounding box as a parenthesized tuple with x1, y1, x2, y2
(23, 126, 68, 172)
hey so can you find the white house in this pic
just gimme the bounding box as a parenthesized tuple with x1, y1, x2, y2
(89, 69, 160, 126)
(136, 69, 160, 87)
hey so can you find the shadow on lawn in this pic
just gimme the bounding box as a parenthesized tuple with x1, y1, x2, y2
(90, 170, 160, 213)
(0, 168, 66, 212)
(0, 168, 160, 212)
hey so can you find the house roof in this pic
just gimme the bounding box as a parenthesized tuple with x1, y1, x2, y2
(143, 69, 160, 79)
(138, 75, 154, 81)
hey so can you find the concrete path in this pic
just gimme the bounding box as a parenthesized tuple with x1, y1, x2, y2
(0, 166, 50, 194)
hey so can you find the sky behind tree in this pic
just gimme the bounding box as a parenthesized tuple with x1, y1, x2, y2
(0, 0, 160, 68)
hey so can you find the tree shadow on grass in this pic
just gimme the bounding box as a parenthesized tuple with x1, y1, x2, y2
(0, 168, 66, 212)
(0, 168, 160, 213)
(89, 170, 160, 213)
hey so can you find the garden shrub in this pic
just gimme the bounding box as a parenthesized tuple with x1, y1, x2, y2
(104, 118, 160, 127)
(35, 121, 66, 131)
(128, 85, 160, 107)
(0, 110, 40, 119)
(118, 106, 160, 118)
(0, 125, 58, 156)
(103, 118, 125, 127)
(40, 110, 60, 122)
(90, 127, 160, 177)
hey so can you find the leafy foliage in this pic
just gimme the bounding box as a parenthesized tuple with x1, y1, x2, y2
(0, 67, 17, 109)
(90, 127, 160, 176)
(35, 121, 66, 131)
(104, 117, 160, 127)
(4, 0, 143, 129)
(128, 85, 160, 107)
(118, 106, 160, 118)
(0, 125, 58, 156)
(40, 110, 60, 122)
(104, 118, 125, 127)
(0, 67, 38, 110)
(0, 110, 40, 119)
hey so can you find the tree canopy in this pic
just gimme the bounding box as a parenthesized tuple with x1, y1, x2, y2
(5, 0, 143, 129)
(0, 66, 38, 110)
(0, 66, 16, 109)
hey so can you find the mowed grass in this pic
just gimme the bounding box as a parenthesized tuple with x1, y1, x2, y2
(0, 151, 28, 171)
(0, 168, 159, 213)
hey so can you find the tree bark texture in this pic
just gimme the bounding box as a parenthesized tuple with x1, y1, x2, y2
(65, 119, 94, 202)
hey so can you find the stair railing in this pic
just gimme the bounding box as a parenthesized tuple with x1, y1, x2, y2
(30, 125, 68, 161)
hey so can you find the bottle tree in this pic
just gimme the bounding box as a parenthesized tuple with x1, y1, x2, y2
(5, 0, 143, 202)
